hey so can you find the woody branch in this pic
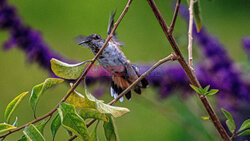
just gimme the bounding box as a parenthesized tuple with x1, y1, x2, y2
(146, 0, 231, 140)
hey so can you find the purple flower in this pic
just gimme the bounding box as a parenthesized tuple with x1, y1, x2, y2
(0, 1, 66, 75)
(242, 37, 250, 60)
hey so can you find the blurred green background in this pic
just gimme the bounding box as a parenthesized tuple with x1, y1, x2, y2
(0, 0, 250, 140)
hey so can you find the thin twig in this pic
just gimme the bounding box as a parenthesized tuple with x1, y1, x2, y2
(146, 0, 231, 140)
(188, 0, 194, 70)
(169, 0, 181, 34)
(0, 0, 133, 140)
(108, 53, 177, 105)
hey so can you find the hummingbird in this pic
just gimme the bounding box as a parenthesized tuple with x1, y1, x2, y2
(78, 12, 148, 101)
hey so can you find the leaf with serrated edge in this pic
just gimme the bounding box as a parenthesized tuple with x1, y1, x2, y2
(29, 78, 64, 115)
(58, 103, 91, 141)
(103, 114, 119, 141)
(23, 124, 45, 141)
(238, 129, 250, 136)
(51, 113, 61, 141)
(221, 108, 235, 133)
(50, 58, 86, 79)
(239, 119, 250, 132)
(0, 123, 16, 134)
(5, 92, 28, 123)
(78, 108, 108, 122)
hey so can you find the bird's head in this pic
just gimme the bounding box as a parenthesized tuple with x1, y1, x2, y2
(78, 34, 104, 49)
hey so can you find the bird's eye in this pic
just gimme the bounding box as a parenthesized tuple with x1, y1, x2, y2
(94, 35, 100, 39)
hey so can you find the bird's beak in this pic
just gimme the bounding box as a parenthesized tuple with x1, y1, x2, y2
(78, 39, 91, 45)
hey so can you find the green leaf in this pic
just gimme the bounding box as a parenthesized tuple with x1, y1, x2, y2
(78, 108, 108, 122)
(85, 89, 130, 118)
(66, 88, 96, 109)
(23, 124, 45, 141)
(204, 85, 210, 92)
(103, 114, 119, 141)
(207, 89, 219, 96)
(29, 78, 64, 115)
(0, 123, 17, 134)
(36, 119, 48, 134)
(90, 122, 99, 141)
(239, 119, 250, 132)
(221, 108, 235, 133)
(190, 84, 201, 94)
(67, 88, 129, 118)
(65, 128, 73, 137)
(18, 135, 27, 141)
(58, 102, 91, 141)
(95, 102, 130, 118)
(50, 58, 86, 79)
(193, 0, 202, 32)
(238, 129, 250, 136)
(4, 92, 28, 123)
(51, 113, 61, 141)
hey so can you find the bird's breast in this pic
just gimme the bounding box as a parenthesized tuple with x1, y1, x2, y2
(97, 43, 127, 73)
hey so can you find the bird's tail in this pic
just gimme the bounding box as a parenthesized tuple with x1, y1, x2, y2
(110, 65, 148, 101)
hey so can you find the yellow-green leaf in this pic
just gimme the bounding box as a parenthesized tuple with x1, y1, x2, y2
(221, 108, 235, 133)
(193, 0, 202, 32)
(50, 58, 86, 79)
(17, 135, 27, 141)
(207, 89, 219, 96)
(90, 122, 99, 141)
(78, 108, 108, 122)
(23, 124, 45, 141)
(190, 84, 201, 94)
(0, 123, 17, 134)
(58, 102, 91, 141)
(67, 88, 129, 118)
(103, 114, 119, 141)
(29, 78, 64, 115)
(239, 119, 250, 132)
(36, 119, 49, 135)
(238, 129, 250, 136)
(50, 113, 61, 141)
(4, 92, 28, 123)
(66, 89, 96, 109)
(85, 89, 130, 118)
(201, 116, 209, 120)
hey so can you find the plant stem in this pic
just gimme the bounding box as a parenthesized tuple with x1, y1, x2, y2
(188, 0, 194, 70)
(146, 0, 231, 140)
(169, 0, 181, 34)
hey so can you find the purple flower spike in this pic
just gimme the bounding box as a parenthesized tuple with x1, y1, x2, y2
(242, 37, 250, 60)
(0, 1, 68, 75)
